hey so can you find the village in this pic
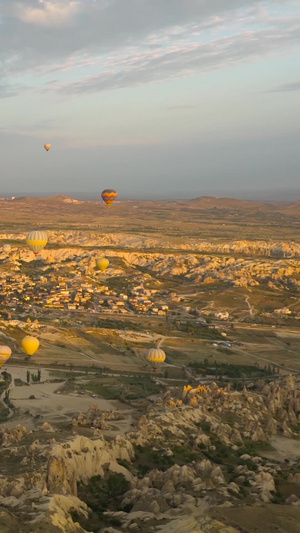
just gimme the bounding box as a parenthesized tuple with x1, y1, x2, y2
(0, 253, 298, 331)
(0, 268, 172, 319)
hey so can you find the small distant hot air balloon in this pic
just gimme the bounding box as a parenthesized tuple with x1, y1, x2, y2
(101, 189, 118, 208)
(2, 244, 11, 253)
(22, 336, 40, 356)
(0, 346, 12, 368)
(44, 143, 51, 151)
(96, 257, 109, 272)
(26, 230, 48, 256)
(146, 347, 166, 367)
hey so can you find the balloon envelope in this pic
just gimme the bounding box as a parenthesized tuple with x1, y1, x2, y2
(146, 348, 166, 365)
(96, 257, 109, 272)
(0, 345, 12, 368)
(101, 189, 117, 207)
(44, 143, 51, 151)
(22, 336, 40, 356)
(26, 230, 48, 255)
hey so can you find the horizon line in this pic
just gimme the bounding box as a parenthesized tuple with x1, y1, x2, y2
(1, 192, 299, 204)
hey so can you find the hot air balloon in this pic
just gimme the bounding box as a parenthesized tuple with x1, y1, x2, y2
(26, 231, 48, 256)
(101, 189, 118, 208)
(44, 143, 51, 151)
(146, 347, 166, 366)
(2, 244, 11, 253)
(22, 336, 40, 356)
(0, 346, 12, 368)
(96, 257, 109, 272)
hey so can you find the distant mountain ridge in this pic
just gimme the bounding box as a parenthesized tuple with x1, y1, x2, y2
(187, 196, 275, 208)
(2, 194, 300, 215)
(6, 195, 83, 204)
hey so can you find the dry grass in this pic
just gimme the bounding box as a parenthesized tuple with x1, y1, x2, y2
(212, 505, 300, 533)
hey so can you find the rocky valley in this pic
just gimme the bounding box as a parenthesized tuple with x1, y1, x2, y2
(0, 196, 300, 532)
(0, 374, 299, 532)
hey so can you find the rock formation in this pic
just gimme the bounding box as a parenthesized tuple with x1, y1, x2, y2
(0, 376, 298, 532)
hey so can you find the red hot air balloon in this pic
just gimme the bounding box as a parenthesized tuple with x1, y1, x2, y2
(101, 189, 118, 208)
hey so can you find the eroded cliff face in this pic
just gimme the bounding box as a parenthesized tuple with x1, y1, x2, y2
(49, 495, 90, 533)
(132, 376, 300, 451)
(3, 230, 300, 258)
(3, 229, 300, 295)
(0, 376, 299, 532)
(47, 435, 135, 495)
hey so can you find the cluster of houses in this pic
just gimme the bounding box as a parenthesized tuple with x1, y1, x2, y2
(0, 271, 171, 318)
(0, 272, 46, 316)
(126, 285, 169, 315)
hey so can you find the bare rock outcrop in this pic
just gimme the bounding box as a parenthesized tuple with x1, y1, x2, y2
(49, 494, 89, 532)
(41, 422, 56, 433)
(72, 405, 122, 430)
(47, 435, 134, 496)
(121, 459, 226, 514)
(0, 472, 47, 500)
(249, 471, 275, 503)
(0, 375, 298, 532)
(0, 426, 31, 446)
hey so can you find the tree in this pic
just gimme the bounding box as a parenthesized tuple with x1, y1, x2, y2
(106, 473, 129, 498)
(26, 370, 30, 384)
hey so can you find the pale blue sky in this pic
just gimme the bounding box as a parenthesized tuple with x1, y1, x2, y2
(0, 0, 299, 200)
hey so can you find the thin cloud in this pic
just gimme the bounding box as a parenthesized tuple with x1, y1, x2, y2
(15, 1, 80, 26)
(0, 0, 263, 68)
(0, 80, 30, 99)
(269, 80, 300, 92)
(52, 20, 300, 95)
(0, 84, 17, 98)
(0, 1, 298, 98)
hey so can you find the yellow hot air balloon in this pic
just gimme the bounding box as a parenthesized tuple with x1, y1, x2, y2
(22, 336, 40, 356)
(44, 143, 51, 151)
(0, 346, 12, 368)
(146, 347, 166, 366)
(96, 257, 109, 272)
(26, 230, 48, 256)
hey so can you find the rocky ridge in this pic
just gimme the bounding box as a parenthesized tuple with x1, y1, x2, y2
(2, 230, 300, 258)
(2, 234, 300, 291)
(0, 375, 299, 531)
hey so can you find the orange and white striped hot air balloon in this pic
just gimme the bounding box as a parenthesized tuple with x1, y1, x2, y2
(146, 347, 166, 367)
(101, 189, 118, 208)
(0, 345, 12, 368)
(26, 230, 48, 256)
